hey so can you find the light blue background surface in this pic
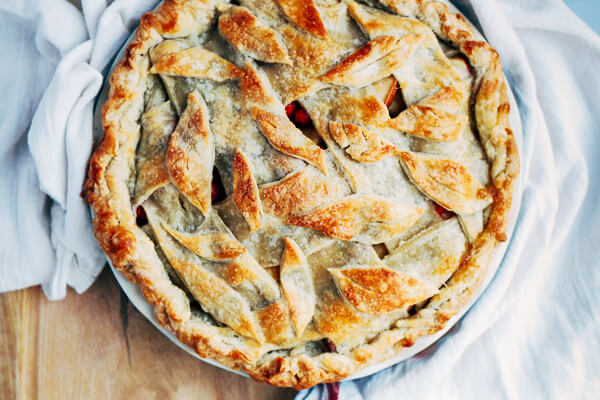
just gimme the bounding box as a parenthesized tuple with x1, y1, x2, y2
(567, 0, 600, 33)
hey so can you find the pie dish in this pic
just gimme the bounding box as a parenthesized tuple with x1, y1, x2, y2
(84, 0, 519, 389)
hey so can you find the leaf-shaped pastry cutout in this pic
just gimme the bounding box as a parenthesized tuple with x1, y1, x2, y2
(276, 0, 329, 40)
(320, 35, 422, 88)
(219, 6, 291, 65)
(239, 60, 327, 172)
(388, 87, 466, 141)
(201, 211, 282, 303)
(260, 164, 350, 218)
(256, 301, 296, 345)
(239, 61, 282, 112)
(238, 60, 326, 175)
(252, 107, 327, 174)
(216, 196, 336, 269)
(146, 184, 206, 231)
(173, 261, 264, 342)
(388, 104, 466, 141)
(329, 265, 438, 315)
(346, 0, 432, 42)
(148, 40, 192, 114)
(331, 94, 391, 128)
(346, 0, 462, 104)
(161, 223, 245, 261)
(150, 47, 242, 82)
(149, 39, 190, 64)
(156, 207, 281, 303)
(144, 206, 263, 342)
(280, 238, 315, 336)
(197, 211, 282, 302)
(286, 195, 424, 244)
(233, 149, 263, 232)
(421, 86, 464, 113)
(167, 92, 214, 215)
(366, 76, 398, 107)
(216, 250, 282, 304)
(384, 217, 467, 288)
(133, 101, 176, 206)
(398, 151, 492, 214)
(235, 252, 282, 303)
(282, 80, 327, 106)
(328, 121, 398, 162)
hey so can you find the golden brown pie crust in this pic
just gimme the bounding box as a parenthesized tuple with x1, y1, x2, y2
(84, 0, 519, 389)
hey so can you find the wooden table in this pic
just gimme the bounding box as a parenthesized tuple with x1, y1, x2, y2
(0, 268, 297, 399)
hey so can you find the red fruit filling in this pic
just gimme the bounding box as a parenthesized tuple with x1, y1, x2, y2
(434, 203, 453, 220)
(323, 338, 337, 353)
(211, 182, 219, 203)
(286, 101, 312, 127)
(285, 102, 297, 118)
(293, 106, 311, 127)
(135, 206, 148, 226)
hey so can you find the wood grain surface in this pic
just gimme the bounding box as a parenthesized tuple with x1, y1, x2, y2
(0, 268, 297, 400)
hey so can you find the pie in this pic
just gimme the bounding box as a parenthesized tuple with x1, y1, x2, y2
(84, 0, 519, 389)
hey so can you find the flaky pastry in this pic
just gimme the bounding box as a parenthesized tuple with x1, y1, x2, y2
(85, 0, 519, 388)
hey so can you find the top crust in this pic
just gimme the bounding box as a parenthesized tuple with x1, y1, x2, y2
(320, 34, 423, 87)
(286, 195, 424, 243)
(151, 47, 243, 81)
(276, 0, 330, 40)
(233, 148, 263, 232)
(84, 0, 519, 389)
(329, 265, 438, 315)
(166, 92, 214, 215)
(219, 6, 292, 65)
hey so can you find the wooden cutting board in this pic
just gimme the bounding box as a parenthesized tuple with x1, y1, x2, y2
(0, 268, 296, 400)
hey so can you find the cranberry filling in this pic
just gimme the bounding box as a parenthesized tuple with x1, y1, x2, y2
(285, 101, 327, 149)
(135, 206, 148, 227)
(434, 203, 453, 220)
(285, 102, 297, 118)
(286, 101, 312, 128)
(211, 182, 220, 203)
(293, 106, 311, 127)
(323, 338, 337, 353)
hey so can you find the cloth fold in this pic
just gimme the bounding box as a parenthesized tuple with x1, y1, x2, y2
(0, 0, 599, 397)
(0, 0, 157, 299)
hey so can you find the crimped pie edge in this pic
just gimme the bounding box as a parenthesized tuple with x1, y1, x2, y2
(83, 0, 519, 389)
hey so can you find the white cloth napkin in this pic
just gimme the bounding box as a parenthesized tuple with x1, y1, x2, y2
(0, 0, 157, 300)
(1, 0, 599, 397)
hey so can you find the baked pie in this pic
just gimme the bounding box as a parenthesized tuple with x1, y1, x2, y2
(84, 0, 519, 388)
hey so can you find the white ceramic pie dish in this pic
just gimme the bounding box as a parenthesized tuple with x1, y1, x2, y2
(92, 0, 524, 382)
